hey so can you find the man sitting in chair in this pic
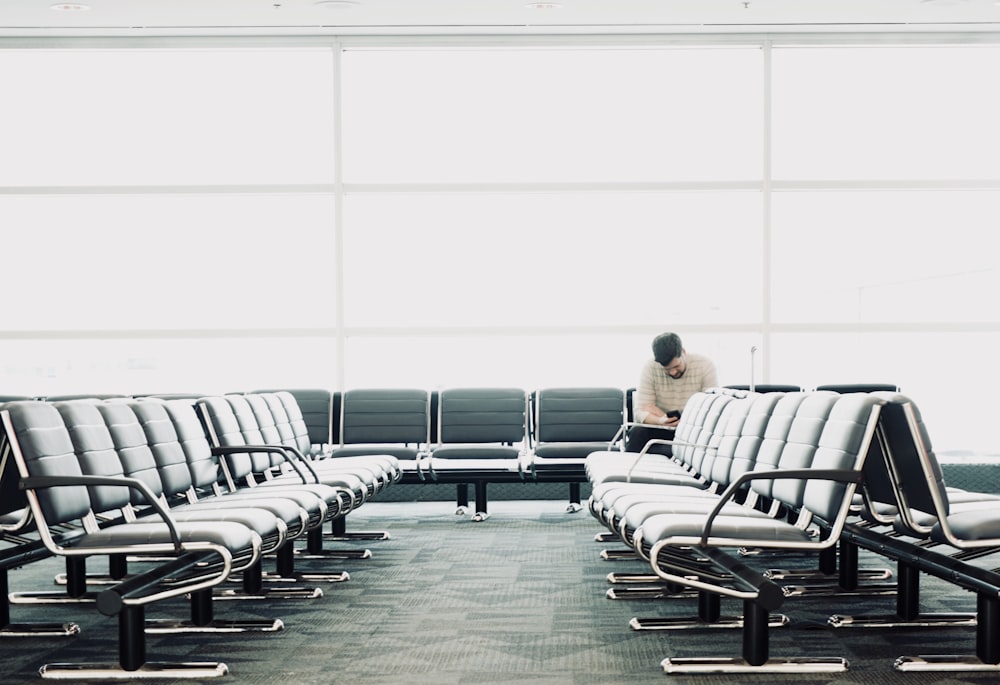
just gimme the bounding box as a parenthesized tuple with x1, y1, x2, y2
(627, 332, 718, 455)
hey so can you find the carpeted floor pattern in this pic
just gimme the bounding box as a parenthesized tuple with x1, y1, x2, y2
(3, 499, 1000, 685)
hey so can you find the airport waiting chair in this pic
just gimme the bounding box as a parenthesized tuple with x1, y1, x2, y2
(425, 387, 529, 521)
(330, 388, 431, 479)
(528, 387, 625, 512)
(0, 400, 262, 678)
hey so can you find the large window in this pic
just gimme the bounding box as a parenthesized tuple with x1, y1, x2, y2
(340, 47, 763, 183)
(0, 48, 336, 186)
(767, 43, 1000, 455)
(0, 193, 336, 330)
(771, 45, 1000, 181)
(770, 190, 1000, 324)
(342, 190, 763, 328)
(1, 38, 999, 457)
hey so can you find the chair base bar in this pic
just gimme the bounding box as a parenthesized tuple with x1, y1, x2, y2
(594, 532, 617, 543)
(607, 582, 696, 600)
(895, 655, 1000, 672)
(600, 549, 637, 561)
(782, 582, 898, 598)
(144, 618, 284, 634)
(607, 585, 686, 600)
(295, 548, 371, 561)
(324, 531, 390, 542)
(607, 572, 660, 584)
(39, 661, 229, 680)
(260, 570, 350, 584)
(9, 592, 96, 605)
(765, 567, 892, 582)
(662, 656, 848, 674)
(54, 573, 119, 586)
(213, 586, 323, 601)
(829, 612, 977, 629)
(738, 547, 815, 558)
(0, 622, 81, 637)
(633, 613, 789, 631)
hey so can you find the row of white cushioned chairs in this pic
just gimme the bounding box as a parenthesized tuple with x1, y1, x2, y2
(584, 387, 1000, 676)
(0, 391, 398, 678)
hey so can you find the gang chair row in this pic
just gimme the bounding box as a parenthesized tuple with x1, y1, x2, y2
(585, 387, 1000, 676)
(301, 386, 630, 521)
(0, 393, 398, 679)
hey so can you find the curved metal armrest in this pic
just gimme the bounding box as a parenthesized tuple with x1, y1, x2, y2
(605, 424, 631, 451)
(212, 444, 318, 483)
(21, 474, 184, 552)
(413, 451, 432, 482)
(700, 468, 863, 547)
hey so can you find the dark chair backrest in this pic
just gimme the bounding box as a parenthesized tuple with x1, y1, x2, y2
(339, 388, 430, 447)
(437, 388, 527, 446)
(533, 387, 624, 444)
(866, 392, 950, 530)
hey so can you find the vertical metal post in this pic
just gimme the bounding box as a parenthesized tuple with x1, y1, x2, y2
(742, 600, 769, 667)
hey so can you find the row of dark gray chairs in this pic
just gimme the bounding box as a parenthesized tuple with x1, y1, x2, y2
(0, 393, 396, 678)
(253, 387, 630, 522)
(585, 388, 1000, 676)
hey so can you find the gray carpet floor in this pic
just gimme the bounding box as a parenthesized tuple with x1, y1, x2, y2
(3, 499, 1000, 685)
